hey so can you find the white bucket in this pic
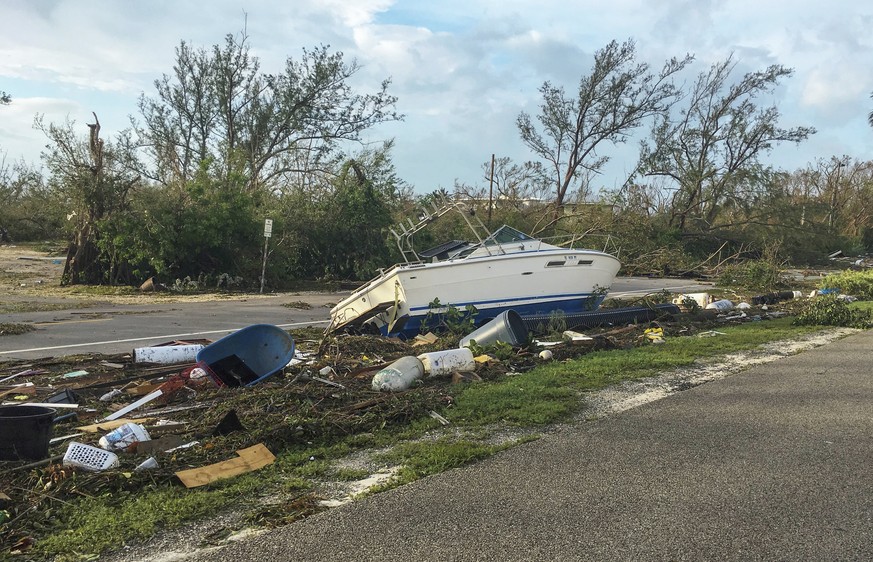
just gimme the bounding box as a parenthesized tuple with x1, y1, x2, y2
(98, 423, 151, 452)
(372, 356, 425, 392)
(417, 348, 475, 377)
(133, 344, 204, 364)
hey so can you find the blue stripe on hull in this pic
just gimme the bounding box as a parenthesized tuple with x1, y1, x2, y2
(384, 294, 606, 338)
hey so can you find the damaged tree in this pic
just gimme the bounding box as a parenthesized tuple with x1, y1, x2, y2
(36, 113, 138, 285)
(517, 39, 692, 220)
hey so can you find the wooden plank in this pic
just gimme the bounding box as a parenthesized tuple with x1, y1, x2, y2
(76, 418, 153, 433)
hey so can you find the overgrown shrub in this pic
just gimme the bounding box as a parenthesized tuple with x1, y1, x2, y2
(819, 269, 873, 300)
(792, 295, 873, 329)
(716, 259, 784, 291)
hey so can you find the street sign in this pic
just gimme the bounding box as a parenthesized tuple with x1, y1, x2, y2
(263, 218, 273, 238)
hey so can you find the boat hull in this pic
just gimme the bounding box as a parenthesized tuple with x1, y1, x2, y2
(329, 248, 620, 339)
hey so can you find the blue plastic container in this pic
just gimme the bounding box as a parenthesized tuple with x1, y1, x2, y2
(196, 324, 295, 387)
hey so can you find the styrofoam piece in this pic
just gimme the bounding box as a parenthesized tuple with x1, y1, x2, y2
(63, 441, 120, 471)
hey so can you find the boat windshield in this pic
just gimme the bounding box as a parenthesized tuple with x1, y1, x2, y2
(485, 225, 534, 246)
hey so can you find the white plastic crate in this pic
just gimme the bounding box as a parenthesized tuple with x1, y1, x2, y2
(63, 441, 119, 471)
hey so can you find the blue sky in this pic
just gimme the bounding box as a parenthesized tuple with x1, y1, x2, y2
(2, 0, 872, 194)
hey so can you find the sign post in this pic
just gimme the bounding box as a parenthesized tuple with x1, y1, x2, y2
(260, 219, 272, 294)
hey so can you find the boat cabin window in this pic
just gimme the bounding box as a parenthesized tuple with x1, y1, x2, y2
(485, 226, 533, 246)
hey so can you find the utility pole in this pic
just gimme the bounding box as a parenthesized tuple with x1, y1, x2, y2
(488, 154, 495, 228)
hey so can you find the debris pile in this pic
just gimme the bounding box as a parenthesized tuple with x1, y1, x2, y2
(0, 294, 834, 554)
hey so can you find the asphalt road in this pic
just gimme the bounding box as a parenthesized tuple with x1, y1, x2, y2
(0, 277, 712, 361)
(188, 329, 873, 562)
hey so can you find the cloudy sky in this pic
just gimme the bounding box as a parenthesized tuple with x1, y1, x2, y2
(2, 0, 872, 193)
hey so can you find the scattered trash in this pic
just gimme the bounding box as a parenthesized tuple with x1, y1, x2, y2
(644, 327, 665, 344)
(736, 302, 751, 310)
(98, 423, 151, 452)
(751, 291, 796, 305)
(809, 288, 840, 297)
(134, 457, 159, 471)
(697, 330, 727, 337)
(717, 311, 747, 322)
(705, 299, 734, 311)
(175, 443, 275, 488)
(76, 418, 153, 434)
(539, 349, 554, 360)
(99, 388, 123, 402)
(452, 371, 483, 384)
(412, 332, 439, 347)
(0, 369, 46, 384)
(48, 433, 84, 445)
(62, 441, 120, 472)
(428, 410, 450, 425)
(459, 310, 529, 348)
(211, 410, 245, 436)
(51, 412, 77, 424)
(136, 435, 188, 455)
(372, 356, 424, 392)
(102, 390, 164, 422)
(417, 348, 475, 377)
(61, 370, 89, 379)
(563, 330, 595, 344)
(672, 292, 713, 308)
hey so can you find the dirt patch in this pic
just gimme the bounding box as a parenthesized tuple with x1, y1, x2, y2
(0, 244, 309, 306)
(0, 244, 65, 292)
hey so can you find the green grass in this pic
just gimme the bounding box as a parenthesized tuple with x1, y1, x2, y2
(450, 317, 824, 426)
(368, 437, 526, 491)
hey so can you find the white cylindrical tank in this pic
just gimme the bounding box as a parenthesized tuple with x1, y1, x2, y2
(417, 348, 476, 377)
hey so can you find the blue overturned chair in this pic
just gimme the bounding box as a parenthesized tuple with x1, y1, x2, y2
(196, 324, 295, 387)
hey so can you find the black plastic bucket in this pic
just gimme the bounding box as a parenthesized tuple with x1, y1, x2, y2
(0, 405, 56, 461)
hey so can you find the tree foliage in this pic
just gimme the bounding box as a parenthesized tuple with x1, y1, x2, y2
(132, 32, 401, 193)
(638, 57, 815, 234)
(517, 39, 692, 213)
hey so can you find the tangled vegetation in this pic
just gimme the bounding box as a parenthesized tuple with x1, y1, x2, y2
(792, 295, 873, 329)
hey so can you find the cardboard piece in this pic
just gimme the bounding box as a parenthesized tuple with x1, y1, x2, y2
(412, 332, 439, 347)
(175, 444, 275, 488)
(135, 434, 188, 454)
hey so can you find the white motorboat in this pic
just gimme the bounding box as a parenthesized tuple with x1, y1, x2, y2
(327, 200, 621, 338)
